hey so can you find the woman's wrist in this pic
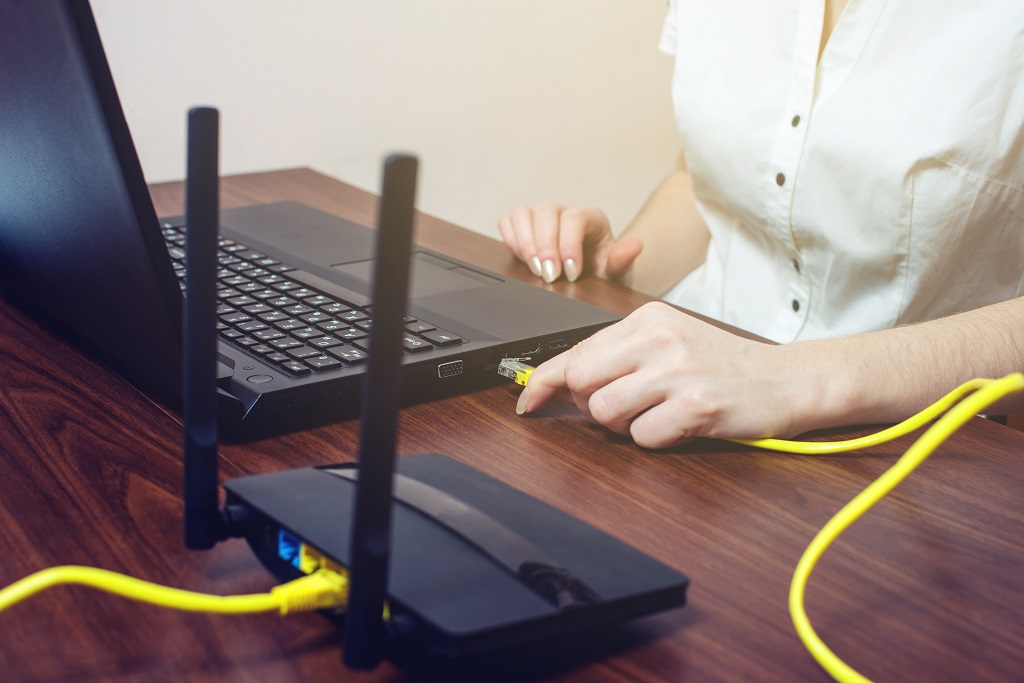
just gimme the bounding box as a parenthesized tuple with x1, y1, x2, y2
(772, 337, 868, 436)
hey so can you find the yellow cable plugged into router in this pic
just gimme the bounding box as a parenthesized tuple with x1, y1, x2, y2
(0, 565, 350, 617)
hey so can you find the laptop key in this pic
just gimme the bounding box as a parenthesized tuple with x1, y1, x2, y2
(221, 275, 251, 287)
(283, 303, 314, 316)
(305, 355, 343, 371)
(308, 335, 345, 350)
(220, 312, 252, 325)
(236, 320, 268, 333)
(337, 328, 368, 342)
(360, 309, 416, 324)
(406, 321, 436, 334)
(420, 329, 463, 346)
(326, 345, 369, 365)
(235, 250, 266, 261)
(300, 311, 332, 325)
(286, 346, 321, 360)
(303, 295, 335, 307)
(258, 311, 290, 323)
(320, 302, 348, 315)
(316, 320, 348, 333)
(273, 319, 306, 331)
(279, 360, 312, 376)
(290, 327, 321, 340)
(237, 282, 266, 293)
(270, 338, 304, 351)
(253, 330, 285, 342)
(237, 267, 271, 279)
(266, 296, 297, 308)
(338, 309, 369, 323)
(401, 335, 434, 352)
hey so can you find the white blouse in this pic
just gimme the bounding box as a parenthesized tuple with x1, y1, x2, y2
(659, 0, 1024, 342)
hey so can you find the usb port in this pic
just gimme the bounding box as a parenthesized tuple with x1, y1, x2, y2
(547, 338, 568, 350)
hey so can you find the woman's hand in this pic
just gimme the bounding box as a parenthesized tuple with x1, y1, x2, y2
(516, 302, 820, 447)
(497, 203, 643, 283)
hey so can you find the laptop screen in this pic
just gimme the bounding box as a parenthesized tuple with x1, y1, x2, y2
(0, 0, 183, 396)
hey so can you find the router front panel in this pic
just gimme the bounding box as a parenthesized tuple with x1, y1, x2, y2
(224, 454, 689, 657)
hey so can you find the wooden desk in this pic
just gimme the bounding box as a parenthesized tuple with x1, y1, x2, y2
(0, 169, 1021, 682)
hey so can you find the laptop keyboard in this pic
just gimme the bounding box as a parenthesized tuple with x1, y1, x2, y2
(162, 224, 465, 377)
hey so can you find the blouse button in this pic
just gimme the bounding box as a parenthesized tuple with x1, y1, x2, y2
(791, 299, 800, 312)
(791, 115, 801, 127)
(776, 173, 786, 187)
(792, 259, 801, 274)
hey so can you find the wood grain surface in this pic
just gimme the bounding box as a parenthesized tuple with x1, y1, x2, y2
(0, 169, 1020, 682)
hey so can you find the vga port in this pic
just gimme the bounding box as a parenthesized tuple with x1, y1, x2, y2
(438, 360, 464, 378)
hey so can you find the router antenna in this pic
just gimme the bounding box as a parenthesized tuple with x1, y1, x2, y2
(343, 154, 418, 670)
(183, 106, 223, 550)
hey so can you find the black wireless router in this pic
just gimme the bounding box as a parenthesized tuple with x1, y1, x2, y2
(181, 107, 689, 670)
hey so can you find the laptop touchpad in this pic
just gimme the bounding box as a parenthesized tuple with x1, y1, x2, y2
(331, 253, 501, 298)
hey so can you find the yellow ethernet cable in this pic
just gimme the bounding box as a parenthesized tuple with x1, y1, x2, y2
(0, 566, 349, 616)
(785, 372, 1024, 683)
(732, 378, 994, 454)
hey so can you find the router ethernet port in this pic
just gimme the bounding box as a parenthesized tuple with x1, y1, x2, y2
(277, 528, 302, 569)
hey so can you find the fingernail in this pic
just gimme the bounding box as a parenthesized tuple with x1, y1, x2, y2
(516, 388, 530, 415)
(529, 256, 542, 277)
(541, 259, 557, 283)
(563, 258, 579, 282)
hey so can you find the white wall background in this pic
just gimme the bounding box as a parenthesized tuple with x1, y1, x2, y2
(91, 0, 679, 239)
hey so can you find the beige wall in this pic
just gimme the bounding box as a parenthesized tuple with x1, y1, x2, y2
(92, 1, 678, 239)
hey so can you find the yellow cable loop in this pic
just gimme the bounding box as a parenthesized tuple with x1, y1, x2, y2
(732, 378, 991, 454)
(783, 373, 1024, 683)
(0, 566, 349, 616)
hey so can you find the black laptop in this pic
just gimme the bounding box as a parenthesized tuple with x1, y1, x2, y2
(0, 0, 619, 439)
